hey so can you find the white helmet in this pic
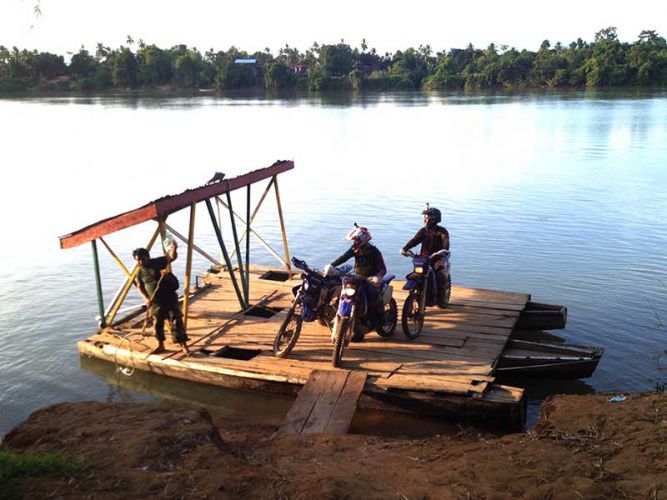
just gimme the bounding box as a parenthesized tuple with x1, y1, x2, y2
(345, 224, 372, 250)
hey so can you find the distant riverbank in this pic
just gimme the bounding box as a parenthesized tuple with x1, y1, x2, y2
(2, 392, 665, 498)
(2, 27, 666, 95)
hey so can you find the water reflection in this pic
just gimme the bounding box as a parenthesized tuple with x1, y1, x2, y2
(81, 356, 465, 437)
(80, 356, 291, 425)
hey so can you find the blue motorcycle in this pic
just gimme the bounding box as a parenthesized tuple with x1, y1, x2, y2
(400, 248, 451, 339)
(331, 273, 397, 367)
(273, 257, 350, 358)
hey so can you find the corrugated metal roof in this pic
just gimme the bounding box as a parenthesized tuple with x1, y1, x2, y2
(59, 160, 294, 249)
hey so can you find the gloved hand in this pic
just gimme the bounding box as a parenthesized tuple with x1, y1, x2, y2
(366, 276, 382, 286)
(400, 248, 412, 257)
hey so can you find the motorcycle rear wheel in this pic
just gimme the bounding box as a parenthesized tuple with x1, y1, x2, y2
(332, 316, 350, 367)
(273, 308, 303, 358)
(401, 291, 424, 339)
(376, 298, 398, 337)
(442, 274, 452, 306)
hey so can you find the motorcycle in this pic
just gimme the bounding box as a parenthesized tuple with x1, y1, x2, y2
(400, 248, 451, 339)
(273, 256, 350, 358)
(331, 273, 398, 367)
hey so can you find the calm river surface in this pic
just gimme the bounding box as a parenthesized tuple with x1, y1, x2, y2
(1, 90, 666, 436)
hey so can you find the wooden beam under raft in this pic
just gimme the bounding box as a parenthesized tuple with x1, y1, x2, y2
(78, 266, 531, 427)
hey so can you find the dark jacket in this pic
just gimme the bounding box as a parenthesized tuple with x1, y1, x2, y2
(331, 244, 387, 278)
(137, 256, 179, 303)
(403, 225, 450, 256)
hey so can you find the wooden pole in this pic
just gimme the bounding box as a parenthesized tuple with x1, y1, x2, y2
(106, 224, 161, 326)
(273, 176, 292, 274)
(217, 198, 286, 267)
(226, 191, 248, 304)
(99, 237, 132, 279)
(91, 240, 106, 328)
(227, 177, 274, 257)
(164, 223, 221, 267)
(216, 194, 223, 264)
(182, 203, 196, 330)
(205, 198, 246, 309)
(246, 184, 251, 303)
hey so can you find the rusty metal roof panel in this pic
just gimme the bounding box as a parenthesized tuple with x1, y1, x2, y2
(59, 160, 293, 249)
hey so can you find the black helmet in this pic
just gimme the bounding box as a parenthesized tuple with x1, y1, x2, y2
(422, 203, 441, 227)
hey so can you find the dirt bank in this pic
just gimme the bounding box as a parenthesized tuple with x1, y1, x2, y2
(2, 393, 665, 499)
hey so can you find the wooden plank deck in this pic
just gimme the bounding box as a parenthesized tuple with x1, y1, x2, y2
(275, 369, 367, 436)
(78, 266, 531, 426)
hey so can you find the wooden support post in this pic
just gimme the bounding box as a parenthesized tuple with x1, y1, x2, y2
(216, 194, 223, 264)
(164, 223, 221, 267)
(273, 176, 292, 275)
(225, 177, 274, 259)
(182, 203, 196, 330)
(105, 225, 161, 326)
(217, 197, 286, 268)
(246, 184, 251, 304)
(226, 191, 248, 305)
(205, 198, 246, 310)
(91, 240, 106, 328)
(99, 237, 132, 279)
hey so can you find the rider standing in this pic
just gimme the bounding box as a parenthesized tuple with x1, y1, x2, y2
(330, 225, 387, 341)
(401, 204, 450, 308)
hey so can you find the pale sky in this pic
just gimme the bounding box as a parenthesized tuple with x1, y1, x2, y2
(1, 0, 666, 56)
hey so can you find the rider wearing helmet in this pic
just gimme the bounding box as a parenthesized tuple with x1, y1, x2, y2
(330, 224, 387, 341)
(401, 204, 450, 307)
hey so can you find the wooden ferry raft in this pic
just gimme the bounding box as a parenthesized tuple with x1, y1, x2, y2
(78, 266, 531, 427)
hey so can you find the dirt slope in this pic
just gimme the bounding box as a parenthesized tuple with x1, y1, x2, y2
(2, 393, 665, 499)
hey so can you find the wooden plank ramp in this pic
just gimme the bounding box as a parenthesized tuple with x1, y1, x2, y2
(275, 369, 367, 436)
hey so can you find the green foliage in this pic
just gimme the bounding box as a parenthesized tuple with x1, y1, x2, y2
(0, 449, 80, 500)
(112, 47, 139, 88)
(171, 45, 205, 88)
(1, 29, 666, 94)
(348, 69, 363, 90)
(306, 65, 329, 91)
(216, 60, 258, 90)
(265, 62, 296, 89)
(137, 44, 172, 86)
(319, 43, 354, 77)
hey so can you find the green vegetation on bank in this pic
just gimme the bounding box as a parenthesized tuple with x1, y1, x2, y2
(1, 27, 666, 93)
(0, 449, 80, 499)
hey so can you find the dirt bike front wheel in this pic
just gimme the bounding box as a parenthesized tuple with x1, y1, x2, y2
(273, 308, 303, 358)
(332, 316, 350, 367)
(401, 291, 424, 339)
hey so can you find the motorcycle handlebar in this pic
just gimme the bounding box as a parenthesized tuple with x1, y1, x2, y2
(430, 249, 450, 259)
(401, 249, 450, 259)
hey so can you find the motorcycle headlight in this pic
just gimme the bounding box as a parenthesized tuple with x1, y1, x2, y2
(344, 287, 356, 297)
(414, 267, 424, 274)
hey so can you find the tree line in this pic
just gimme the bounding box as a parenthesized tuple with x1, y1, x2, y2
(1, 27, 666, 93)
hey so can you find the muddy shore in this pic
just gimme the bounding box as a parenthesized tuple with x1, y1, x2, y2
(2, 393, 665, 499)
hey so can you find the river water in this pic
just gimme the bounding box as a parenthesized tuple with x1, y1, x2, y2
(1, 90, 666, 436)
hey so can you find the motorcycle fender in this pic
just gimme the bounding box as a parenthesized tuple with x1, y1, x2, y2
(402, 280, 418, 291)
(338, 299, 354, 317)
(382, 285, 393, 304)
